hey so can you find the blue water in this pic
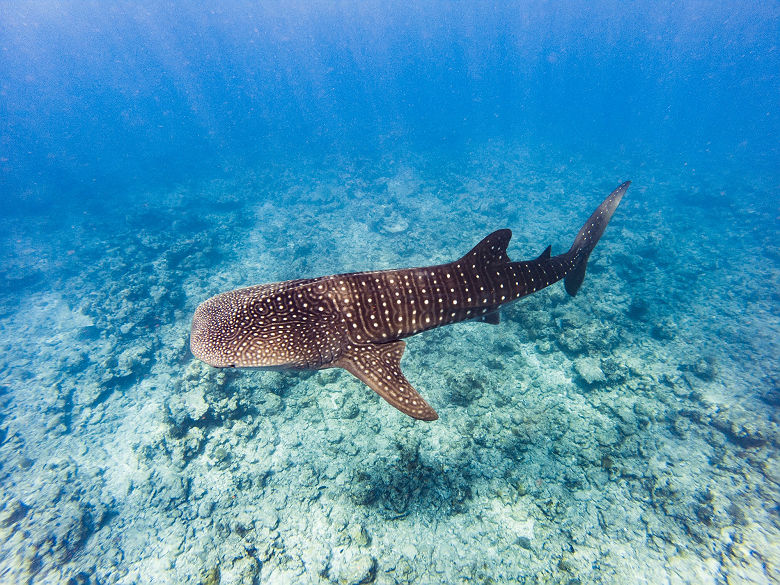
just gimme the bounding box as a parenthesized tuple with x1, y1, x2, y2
(1, 2, 778, 584)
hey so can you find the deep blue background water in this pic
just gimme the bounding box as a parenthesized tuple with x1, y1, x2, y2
(1, 1, 778, 207)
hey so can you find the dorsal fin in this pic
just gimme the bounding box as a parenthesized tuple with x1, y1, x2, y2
(536, 245, 552, 261)
(457, 229, 512, 267)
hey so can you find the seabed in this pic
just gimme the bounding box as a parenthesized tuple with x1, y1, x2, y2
(0, 142, 777, 584)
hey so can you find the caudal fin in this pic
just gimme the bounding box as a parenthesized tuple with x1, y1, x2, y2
(564, 181, 630, 296)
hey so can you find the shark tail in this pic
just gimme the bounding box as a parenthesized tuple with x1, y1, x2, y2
(564, 181, 630, 296)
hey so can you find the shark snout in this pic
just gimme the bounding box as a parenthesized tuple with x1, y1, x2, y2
(190, 296, 235, 367)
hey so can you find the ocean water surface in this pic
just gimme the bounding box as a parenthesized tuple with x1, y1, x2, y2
(1, 2, 778, 584)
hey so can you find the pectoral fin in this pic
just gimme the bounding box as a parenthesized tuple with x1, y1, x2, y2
(335, 341, 438, 421)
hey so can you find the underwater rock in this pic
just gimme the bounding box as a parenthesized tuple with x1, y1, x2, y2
(257, 508, 279, 532)
(535, 339, 554, 354)
(563, 467, 588, 490)
(198, 499, 215, 520)
(348, 470, 378, 506)
(24, 499, 94, 565)
(57, 349, 89, 374)
(557, 317, 620, 355)
(661, 371, 696, 399)
(252, 525, 281, 564)
(332, 391, 359, 419)
(45, 413, 69, 437)
(574, 358, 606, 386)
(377, 212, 409, 234)
(0, 267, 43, 291)
(347, 523, 370, 547)
(169, 332, 191, 363)
(514, 310, 552, 338)
(182, 426, 206, 457)
(259, 393, 283, 416)
(556, 329, 583, 354)
(445, 370, 486, 406)
(337, 554, 376, 585)
(18, 455, 34, 471)
(230, 510, 256, 537)
(149, 469, 190, 510)
(599, 356, 629, 383)
(614, 403, 640, 434)
(62, 569, 99, 585)
(651, 316, 676, 340)
(212, 394, 247, 422)
(760, 382, 780, 407)
(386, 555, 418, 584)
(669, 413, 692, 438)
(112, 342, 153, 381)
(681, 357, 718, 382)
(0, 498, 28, 528)
(167, 388, 210, 436)
(709, 407, 769, 448)
(74, 381, 111, 408)
(300, 540, 331, 579)
(317, 369, 341, 385)
(627, 297, 650, 319)
(692, 357, 718, 381)
(200, 566, 220, 585)
(149, 284, 167, 303)
(263, 371, 297, 397)
(485, 357, 505, 370)
(221, 555, 260, 585)
(210, 444, 232, 469)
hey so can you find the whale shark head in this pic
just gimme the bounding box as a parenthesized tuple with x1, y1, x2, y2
(190, 281, 342, 370)
(190, 292, 243, 368)
(190, 287, 297, 369)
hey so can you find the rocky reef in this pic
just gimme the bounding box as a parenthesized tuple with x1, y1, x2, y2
(0, 146, 777, 584)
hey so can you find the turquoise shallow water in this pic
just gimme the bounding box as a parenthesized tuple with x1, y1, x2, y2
(1, 3, 779, 584)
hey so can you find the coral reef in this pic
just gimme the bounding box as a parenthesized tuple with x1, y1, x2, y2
(0, 145, 777, 584)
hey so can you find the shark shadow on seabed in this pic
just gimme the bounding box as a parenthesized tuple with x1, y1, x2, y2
(347, 437, 475, 519)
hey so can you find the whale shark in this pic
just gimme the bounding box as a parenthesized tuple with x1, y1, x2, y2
(191, 181, 630, 420)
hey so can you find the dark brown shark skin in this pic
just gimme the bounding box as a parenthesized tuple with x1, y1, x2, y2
(191, 181, 629, 421)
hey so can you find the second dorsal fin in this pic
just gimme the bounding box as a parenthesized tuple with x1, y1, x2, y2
(536, 245, 552, 261)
